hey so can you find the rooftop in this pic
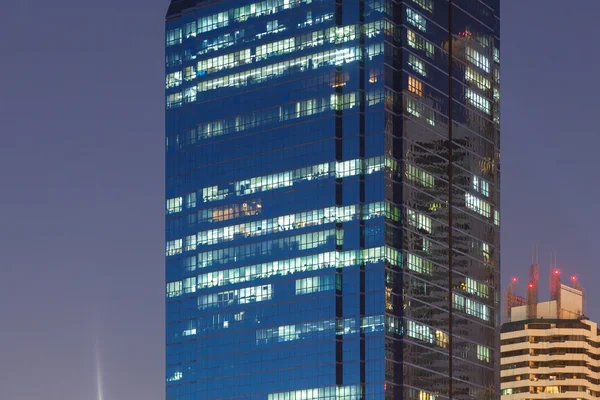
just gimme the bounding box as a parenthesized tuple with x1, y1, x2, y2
(167, 0, 203, 18)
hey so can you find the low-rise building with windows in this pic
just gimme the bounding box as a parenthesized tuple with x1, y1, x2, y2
(501, 281, 599, 399)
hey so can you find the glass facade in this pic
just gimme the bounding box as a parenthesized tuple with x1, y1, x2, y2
(165, 0, 500, 399)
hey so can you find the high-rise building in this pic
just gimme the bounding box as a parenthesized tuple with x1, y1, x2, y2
(501, 279, 598, 398)
(165, 1, 500, 399)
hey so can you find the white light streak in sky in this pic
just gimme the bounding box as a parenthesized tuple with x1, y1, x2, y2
(94, 336, 104, 400)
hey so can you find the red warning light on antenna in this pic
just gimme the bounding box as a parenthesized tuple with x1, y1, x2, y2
(528, 283, 534, 288)
(554, 269, 560, 275)
(512, 277, 517, 282)
(572, 276, 577, 281)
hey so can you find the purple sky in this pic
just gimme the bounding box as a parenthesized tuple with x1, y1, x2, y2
(1, 1, 599, 399)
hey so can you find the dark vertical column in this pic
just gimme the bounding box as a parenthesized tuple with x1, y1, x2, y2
(446, 1, 454, 399)
(358, 0, 366, 397)
(334, 0, 344, 388)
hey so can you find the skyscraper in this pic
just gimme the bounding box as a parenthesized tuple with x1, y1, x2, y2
(165, 1, 500, 399)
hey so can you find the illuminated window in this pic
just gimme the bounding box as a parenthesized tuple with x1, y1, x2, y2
(328, 25, 358, 44)
(198, 284, 273, 309)
(422, 237, 431, 253)
(408, 76, 423, 96)
(197, 230, 335, 269)
(408, 54, 426, 76)
(405, 97, 435, 126)
(198, 156, 387, 203)
(198, 33, 233, 55)
(408, 29, 415, 46)
(477, 344, 491, 363)
(336, 228, 344, 246)
(295, 275, 335, 295)
(182, 327, 196, 336)
(268, 385, 361, 400)
(407, 319, 434, 344)
(234, 311, 244, 321)
(184, 66, 196, 81)
(407, 29, 434, 58)
(453, 293, 490, 321)
(193, 247, 390, 292)
(183, 86, 197, 103)
(412, 0, 434, 12)
(166, 92, 182, 109)
(494, 210, 500, 226)
(465, 193, 491, 218)
(418, 390, 436, 400)
(257, 319, 339, 345)
(186, 20, 383, 71)
(199, 199, 262, 224)
(385, 315, 401, 334)
(166, 281, 182, 297)
(166, 371, 183, 382)
(193, 1, 320, 47)
(436, 330, 449, 348)
(407, 253, 433, 275)
(185, 234, 196, 252)
(406, 97, 421, 118)
(465, 88, 490, 114)
(166, 28, 181, 46)
(482, 243, 490, 263)
(362, 315, 386, 333)
(195, 44, 378, 92)
(166, 197, 182, 214)
(165, 71, 182, 89)
(336, 159, 360, 178)
(198, 11, 229, 33)
(165, 239, 182, 256)
(466, 277, 489, 298)
(197, 49, 252, 74)
(407, 209, 431, 233)
(473, 175, 490, 196)
(183, 21, 196, 39)
(369, 69, 378, 83)
(194, 205, 353, 247)
(465, 47, 490, 72)
(406, 8, 427, 31)
(330, 92, 357, 112)
(332, 71, 349, 87)
(366, 20, 383, 38)
(183, 277, 196, 294)
(265, 20, 282, 36)
(385, 287, 393, 311)
(465, 67, 490, 91)
(185, 193, 196, 209)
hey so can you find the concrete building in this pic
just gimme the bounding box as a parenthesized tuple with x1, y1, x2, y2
(501, 276, 599, 399)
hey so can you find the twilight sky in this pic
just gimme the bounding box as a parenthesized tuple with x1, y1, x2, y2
(1, 1, 599, 399)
